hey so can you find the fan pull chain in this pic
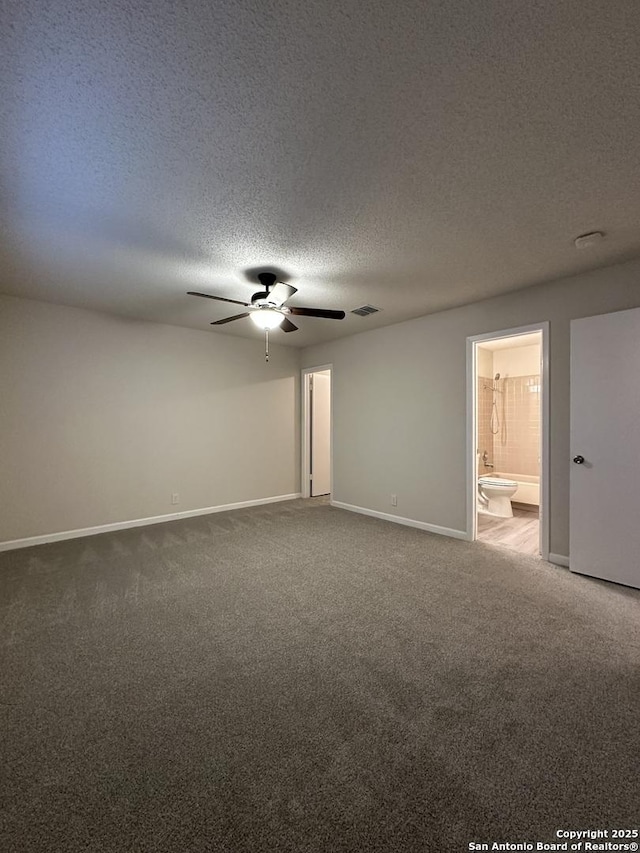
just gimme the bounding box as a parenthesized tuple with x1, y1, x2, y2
(265, 329, 269, 362)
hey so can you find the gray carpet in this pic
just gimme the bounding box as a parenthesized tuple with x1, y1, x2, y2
(2, 499, 639, 852)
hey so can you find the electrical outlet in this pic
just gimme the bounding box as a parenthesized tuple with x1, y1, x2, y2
(391, 494, 397, 507)
(171, 493, 179, 505)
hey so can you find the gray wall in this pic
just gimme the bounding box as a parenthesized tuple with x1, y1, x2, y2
(4, 255, 640, 555)
(301, 256, 640, 559)
(0, 296, 301, 542)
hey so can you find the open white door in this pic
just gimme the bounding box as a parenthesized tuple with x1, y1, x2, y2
(570, 307, 640, 589)
(310, 372, 331, 496)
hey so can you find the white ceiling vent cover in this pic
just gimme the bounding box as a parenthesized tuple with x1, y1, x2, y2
(351, 305, 381, 317)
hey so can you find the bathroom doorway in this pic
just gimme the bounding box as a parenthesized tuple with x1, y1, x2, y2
(466, 324, 549, 558)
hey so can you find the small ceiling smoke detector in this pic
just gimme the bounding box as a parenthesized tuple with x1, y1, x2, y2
(574, 231, 605, 249)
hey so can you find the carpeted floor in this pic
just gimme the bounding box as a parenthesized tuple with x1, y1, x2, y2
(2, 499, 639, 852)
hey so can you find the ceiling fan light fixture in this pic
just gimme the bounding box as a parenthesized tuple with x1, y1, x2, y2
(250, 309, 284, 330)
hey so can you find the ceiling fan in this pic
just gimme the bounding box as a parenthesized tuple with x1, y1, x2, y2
(187, 272, 345, 333)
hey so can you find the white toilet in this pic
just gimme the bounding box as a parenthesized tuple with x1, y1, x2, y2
(478, 476, 518, 518)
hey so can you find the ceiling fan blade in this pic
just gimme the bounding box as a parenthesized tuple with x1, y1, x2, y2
(210, 312, 250, 325)
(267, 282, 298, 306)
(288, 307, 346, 320)
(188, 291, 250, 307)
(280, 317, 298, 333)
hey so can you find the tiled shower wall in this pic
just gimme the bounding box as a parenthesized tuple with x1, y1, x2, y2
(477, 376, 495, 475)
(478, 375, 540, 476)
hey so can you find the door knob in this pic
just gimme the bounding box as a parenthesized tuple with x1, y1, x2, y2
(573, 455, 585, 464)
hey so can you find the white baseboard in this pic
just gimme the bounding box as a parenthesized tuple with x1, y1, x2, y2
(548, 552, 570, 567)
(330, 500, 469, 541)
(0, 493, 302, 552)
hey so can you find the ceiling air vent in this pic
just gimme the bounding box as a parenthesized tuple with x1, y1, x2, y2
(351, 305, 380, 317)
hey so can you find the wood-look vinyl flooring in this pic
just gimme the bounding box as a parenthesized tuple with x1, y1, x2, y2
(477, 507, 540, 556)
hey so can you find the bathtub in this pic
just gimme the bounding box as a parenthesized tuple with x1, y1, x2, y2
(493, 472, 540, 506)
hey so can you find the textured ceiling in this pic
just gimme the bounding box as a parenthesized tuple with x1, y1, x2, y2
(1, 0, 640, 347)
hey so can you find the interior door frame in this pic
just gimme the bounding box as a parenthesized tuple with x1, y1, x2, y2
(301, 364, 333, 499)
(465, 322, 550, 560)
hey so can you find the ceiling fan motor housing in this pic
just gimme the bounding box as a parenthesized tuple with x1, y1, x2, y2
(251, 291, 271, 306)
(252, 272, 278, 306)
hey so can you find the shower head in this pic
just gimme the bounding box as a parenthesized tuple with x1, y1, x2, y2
(494, 373, 500, 381)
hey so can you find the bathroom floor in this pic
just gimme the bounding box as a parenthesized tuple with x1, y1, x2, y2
(477, 506, 540, 556)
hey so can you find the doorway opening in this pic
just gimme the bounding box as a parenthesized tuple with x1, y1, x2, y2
(301, 366, 332, 499)
(466, 324, 549, 559)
